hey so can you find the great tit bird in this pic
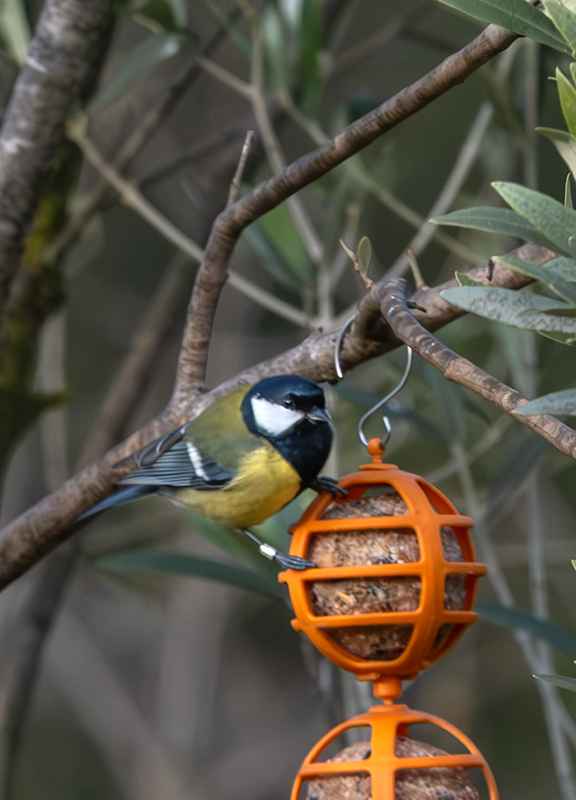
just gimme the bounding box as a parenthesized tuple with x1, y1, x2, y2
(79, 375, 340, 569)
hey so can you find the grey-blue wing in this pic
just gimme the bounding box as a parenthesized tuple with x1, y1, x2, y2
(120, 437, 235, 489)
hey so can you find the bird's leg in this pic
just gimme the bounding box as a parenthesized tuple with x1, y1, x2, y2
(240, 529, 316, 571)
(309, 475, 347, 500)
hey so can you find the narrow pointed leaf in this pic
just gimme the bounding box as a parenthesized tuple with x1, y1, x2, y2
(455, 271, 484, 287)
(357, 236, 373, 275)
(206, 0, 251, 56)
(537, 256, 576, 281)
(258, 205, 314, 283)
(499, 256, 576, 305)
(433, 206, 560, 252)
(487, 434, 547, 511)
(97, 550, 283, 597)
(0, 0, 30, 64)
(541, 0, 576, 55)
(482, 66, 527, 144)
(263, 5, 290, 92)
(493, 181, 576, 258)
(437, 0, 568, 52)
(539, 329, 576, 346)
(91, 32, 190, 113)
(298, 0, 323, 109)
(440, 285, 576, 332)
(132, 1, 180, 33)
(244, 225, 304, 290)
(476, 602, 576, 657)
(537, 305, 576, 317)
(537, 127, 576, 182)
(166, 0, 187, 27)
(556, 67, 576, 136)
(514, 388, 576, 416)
(534, 674, 576, 692)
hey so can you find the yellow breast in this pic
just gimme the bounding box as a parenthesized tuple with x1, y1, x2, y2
(173, 444, 302, 529)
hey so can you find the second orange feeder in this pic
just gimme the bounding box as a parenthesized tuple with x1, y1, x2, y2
(291, 691, 498, 800)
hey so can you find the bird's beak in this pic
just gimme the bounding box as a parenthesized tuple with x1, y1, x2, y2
(307, 407, 333, 427)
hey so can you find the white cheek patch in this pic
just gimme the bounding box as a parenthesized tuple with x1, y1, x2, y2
(251, 396, 304, 437)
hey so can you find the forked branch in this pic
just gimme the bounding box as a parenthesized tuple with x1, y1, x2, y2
(0, 22, 522, 589)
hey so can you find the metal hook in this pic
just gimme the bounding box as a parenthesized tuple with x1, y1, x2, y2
(334, 316, 413, 446)
(358, 346, 413, 446)
(334, 315, 355, 379)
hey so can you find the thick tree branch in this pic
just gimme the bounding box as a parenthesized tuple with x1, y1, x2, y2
(0, 242, 546, 590)
(0, 0, 118, 313)
(0, 22, 523, 587)
(172, 22, 519, 403)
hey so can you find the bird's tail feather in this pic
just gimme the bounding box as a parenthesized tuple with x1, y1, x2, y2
(77, 485, 158, 522)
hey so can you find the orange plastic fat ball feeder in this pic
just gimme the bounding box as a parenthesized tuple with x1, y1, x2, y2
(279, 437, 497, 800)
(290, 699, 499, 800)
(279, 438, 487, 682)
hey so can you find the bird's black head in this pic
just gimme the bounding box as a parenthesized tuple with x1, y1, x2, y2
(241, 375, 333, 487)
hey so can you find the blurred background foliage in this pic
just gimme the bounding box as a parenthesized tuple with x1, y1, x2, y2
(2, 0, 576, 798)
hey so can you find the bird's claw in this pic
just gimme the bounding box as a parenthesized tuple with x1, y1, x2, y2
(259, 543, 316, 571)
(310, 475, 348, 500)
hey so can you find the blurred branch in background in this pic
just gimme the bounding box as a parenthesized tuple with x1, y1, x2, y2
(49, 9, 239, 261)
(0, 0, 121, 477)
(0, 0, 117, 309)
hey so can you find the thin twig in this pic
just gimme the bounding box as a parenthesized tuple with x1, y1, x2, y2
(331, 2, 428, 75)
(195, 54, 253, 100)
(426, 413, 512, 484)
(67, 120, 204, 261)
(406, 248, 427, 290)
(227, 130, 254, 206)
(50, 18, 235, 260)
(177, 22, 519, 398)
(388, 42, 522, 277)
(379, 278, 576, 460)
(278, 93, 483, 268)
(70, 122, 309, 327)
(388, 101, 495, 277)
(339, 239, 374, 289)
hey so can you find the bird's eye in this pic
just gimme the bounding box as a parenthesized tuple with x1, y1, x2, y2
(283, 398, 295, 408)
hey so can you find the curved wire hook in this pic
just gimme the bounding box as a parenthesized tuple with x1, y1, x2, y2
(334, 316, 413, 446)
(357, 346, 413, 446)
(334, 315, 355, 380)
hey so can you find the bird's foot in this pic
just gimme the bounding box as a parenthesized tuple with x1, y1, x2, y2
(258, 543, 316, 571)
(240, 529, 316, 570)
(310, 475, 348, 500)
